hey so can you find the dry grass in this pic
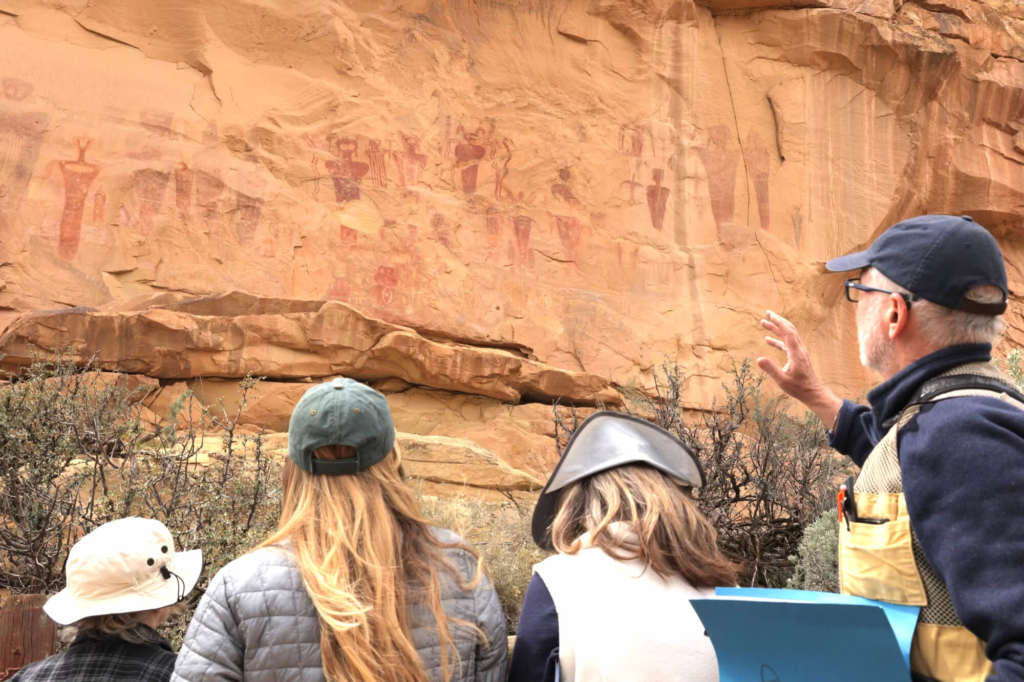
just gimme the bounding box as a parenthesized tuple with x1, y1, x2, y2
(419, 489, 549, 633)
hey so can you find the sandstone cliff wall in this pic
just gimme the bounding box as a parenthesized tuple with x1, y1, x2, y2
(1, 0, 1023, 474)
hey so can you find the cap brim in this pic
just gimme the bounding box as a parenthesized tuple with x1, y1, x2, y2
(44, 549, 203, 625)
(825, 250, 872, 273)
(531, 412, 704, 551)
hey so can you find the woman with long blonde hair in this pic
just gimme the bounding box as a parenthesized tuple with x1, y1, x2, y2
(508, 411, 737, 682)
(172, 378, 507, 682)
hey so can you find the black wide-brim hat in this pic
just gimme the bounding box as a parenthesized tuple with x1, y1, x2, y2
(531, 411, 705, 550)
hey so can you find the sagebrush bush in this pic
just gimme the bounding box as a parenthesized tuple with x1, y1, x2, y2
(0, 354, 281, 647)
(786, 510, 840, 592)
(1, 353, 546, 643)
(560, 359, 851, 588)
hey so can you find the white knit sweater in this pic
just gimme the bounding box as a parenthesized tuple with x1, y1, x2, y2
(533, 525, 720, 682)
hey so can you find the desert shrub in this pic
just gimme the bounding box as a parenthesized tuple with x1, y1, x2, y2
(0, 354, 280, 646)
(559, 359, 850, 588)
(0, 353, 152, 594)
(1000, 348, 1024, 391)
(420, 491, 549, 633)
(786, 510, 840, 592)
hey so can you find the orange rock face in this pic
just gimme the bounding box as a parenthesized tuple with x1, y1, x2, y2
(1, 0, 1023, 475)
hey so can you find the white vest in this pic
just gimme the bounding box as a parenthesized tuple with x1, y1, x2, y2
(533, 528, 720, 682)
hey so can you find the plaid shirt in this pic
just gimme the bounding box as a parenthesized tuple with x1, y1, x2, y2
(10, 628, 176, 682)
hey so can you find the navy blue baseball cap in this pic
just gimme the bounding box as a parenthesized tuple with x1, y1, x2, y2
(826, 214, 1008, 316)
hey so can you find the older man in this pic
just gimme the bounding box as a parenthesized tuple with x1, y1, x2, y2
(758, 215, 1024, 682)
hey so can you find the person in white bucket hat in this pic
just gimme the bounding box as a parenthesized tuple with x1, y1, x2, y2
(11, 517, 202, 682)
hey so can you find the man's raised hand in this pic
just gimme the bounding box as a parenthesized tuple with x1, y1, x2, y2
(756, 310, 843, 427)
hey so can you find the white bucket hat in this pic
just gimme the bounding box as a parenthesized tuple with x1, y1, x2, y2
(44, 517, 203, 626)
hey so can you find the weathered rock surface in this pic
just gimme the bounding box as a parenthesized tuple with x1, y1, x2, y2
(145, 377, 586, 478)
(2, 0, 1024, 478)
(0, 292, 618, 405)
(258, 430, 542, 492)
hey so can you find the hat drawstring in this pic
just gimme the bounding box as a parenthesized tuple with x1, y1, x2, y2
(160, 565, 187, 602)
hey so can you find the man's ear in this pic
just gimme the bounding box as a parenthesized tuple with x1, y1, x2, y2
(888, 294, 910, 339)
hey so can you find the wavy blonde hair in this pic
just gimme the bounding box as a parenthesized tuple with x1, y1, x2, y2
(551, 463, 737, 588)
(260, 444, 485, 682)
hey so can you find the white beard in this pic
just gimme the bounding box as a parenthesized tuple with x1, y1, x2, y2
(858, 306, 895, 376)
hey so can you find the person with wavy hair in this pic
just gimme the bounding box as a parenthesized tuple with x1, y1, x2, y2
(508, 412, 737, 682)
(172, 378, 507, 682)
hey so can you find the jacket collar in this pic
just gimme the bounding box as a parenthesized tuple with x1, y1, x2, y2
(864, 343, 992, 440)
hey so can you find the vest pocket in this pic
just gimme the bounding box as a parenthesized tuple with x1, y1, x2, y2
(839, 494, 927, 606)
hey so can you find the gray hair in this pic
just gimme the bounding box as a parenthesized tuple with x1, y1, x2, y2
(866, 268, 1005, 347)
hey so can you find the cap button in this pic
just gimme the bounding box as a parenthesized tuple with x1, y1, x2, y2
(962, 215, 974, 222)
(332, 377, 345, 390)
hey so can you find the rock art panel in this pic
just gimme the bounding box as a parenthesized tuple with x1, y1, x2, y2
(0, 0, 1023, 426)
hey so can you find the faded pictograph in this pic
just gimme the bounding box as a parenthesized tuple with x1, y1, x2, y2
(56, 139, 100, 260)
(195, 169, 226, 220)
(235, 191, 264, 244)
(444, 118, 509, 197)
(325, 135, 370, 202)
(697, 125, 740, 231)
(132, 168, 171, 235)
(2, 78, 33, 102)
(485, 206, 503, 254)
(174, 162, 193, 219)
(431, 213, 452, 249)
(0, 110, 49, 233)
(549, 168, 584, 262)
(446, 125, 490, 195)
(232, 155, 267, 246)
(392, 133, 427, 187)
(791, 205, 803, 248)
(743, 131, 770, 229)
(140, 110, 176, 138)
(618, 121, 653, 205)
(646, 168, 669, 232)
(374, 265, 398, 306)
(493, 138, 514, 199)
(551, 168, 580, 207)
(366, 139, 388, 189)
(92, 188, 105, 225)
(512, 193, 534, 267)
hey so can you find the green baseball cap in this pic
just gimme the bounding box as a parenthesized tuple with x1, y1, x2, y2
(288, 377, 396, 475)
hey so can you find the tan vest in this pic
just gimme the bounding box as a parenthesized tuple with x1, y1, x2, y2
(838, 361, 1021, 682)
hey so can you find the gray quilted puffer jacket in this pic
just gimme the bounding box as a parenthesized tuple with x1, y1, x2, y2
(171, 528, 507, 682)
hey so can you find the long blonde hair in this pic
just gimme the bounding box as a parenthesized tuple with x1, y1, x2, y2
(260, 444, 484, 682)
(550, 463, 737, 588)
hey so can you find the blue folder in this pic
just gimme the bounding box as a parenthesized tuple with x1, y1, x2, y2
(691, 588, 921, 682)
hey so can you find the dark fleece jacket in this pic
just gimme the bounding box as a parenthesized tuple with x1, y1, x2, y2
(831, 343, 1024, 682)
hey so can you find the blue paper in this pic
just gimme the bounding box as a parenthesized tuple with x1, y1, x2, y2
(715, 588, 920, 669)
(691, 598, 911, 682)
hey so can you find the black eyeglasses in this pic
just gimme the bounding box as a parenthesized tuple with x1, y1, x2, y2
(844, 279, 914, 307)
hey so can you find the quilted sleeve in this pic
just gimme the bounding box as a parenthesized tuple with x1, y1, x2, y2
(171, 568, 245, 682)
(472, 568, 508, 682)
